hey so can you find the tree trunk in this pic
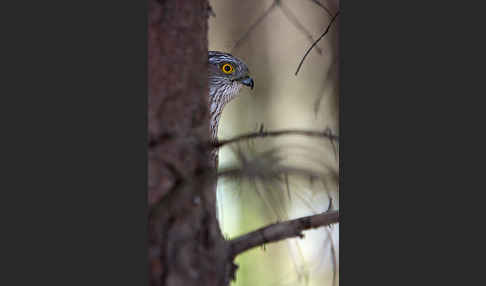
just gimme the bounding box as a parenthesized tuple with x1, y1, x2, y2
(148, 0, 229, 285)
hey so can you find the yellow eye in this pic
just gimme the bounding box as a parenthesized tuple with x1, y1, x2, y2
(221, 63, 234, 74)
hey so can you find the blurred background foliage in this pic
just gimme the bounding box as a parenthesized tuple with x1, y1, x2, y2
(209, 0, 339, 285)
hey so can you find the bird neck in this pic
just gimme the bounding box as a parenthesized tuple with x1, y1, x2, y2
(208, 81, 242, 141)
(210, 111, 223, 141)
(208, 80, 243, 168)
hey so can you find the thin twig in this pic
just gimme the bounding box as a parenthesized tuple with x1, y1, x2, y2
(279, 2, 322, 54)
(214, 128, 339, 148)
(232, 2, 278, 52)
(295, 10, 340, 76)
(229, 210, 339, 257)
(307, 0, 333, 17)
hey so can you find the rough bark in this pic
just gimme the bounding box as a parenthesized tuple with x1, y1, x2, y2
(148, 0, 228, 285)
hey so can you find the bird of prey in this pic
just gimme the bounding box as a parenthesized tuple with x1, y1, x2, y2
(208, 51, 254, 166)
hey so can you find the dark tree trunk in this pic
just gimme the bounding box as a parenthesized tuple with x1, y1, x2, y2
(148, 0, 228, 285)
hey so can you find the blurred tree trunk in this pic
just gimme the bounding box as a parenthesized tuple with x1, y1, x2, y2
(148, 0, 229, 285)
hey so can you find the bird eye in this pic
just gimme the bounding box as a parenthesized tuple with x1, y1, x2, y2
(221, 63, 234, 74)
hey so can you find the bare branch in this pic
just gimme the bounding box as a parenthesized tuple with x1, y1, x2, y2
(295, 10, 340, 76)
(229, 210, 339, 257)
(279, 2, 322, 54)
(232, 2, 278, 52)
(214, 127, 339, 148)
(306, 0, 333, 17)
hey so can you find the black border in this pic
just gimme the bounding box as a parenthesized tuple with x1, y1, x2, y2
(1, 1, 147, 285)
(341, 1, 480, 284)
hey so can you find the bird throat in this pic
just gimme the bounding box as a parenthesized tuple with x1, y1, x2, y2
(208, 81, 243, 167)
(209, 81, 242, 141)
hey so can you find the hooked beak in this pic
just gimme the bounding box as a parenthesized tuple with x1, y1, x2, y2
(240, 76, 254, 90)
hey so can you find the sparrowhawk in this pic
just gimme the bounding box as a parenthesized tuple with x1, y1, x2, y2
(208, 51, 254, 166)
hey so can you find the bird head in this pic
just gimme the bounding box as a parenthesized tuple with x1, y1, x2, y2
(208, 51, 254, 103)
